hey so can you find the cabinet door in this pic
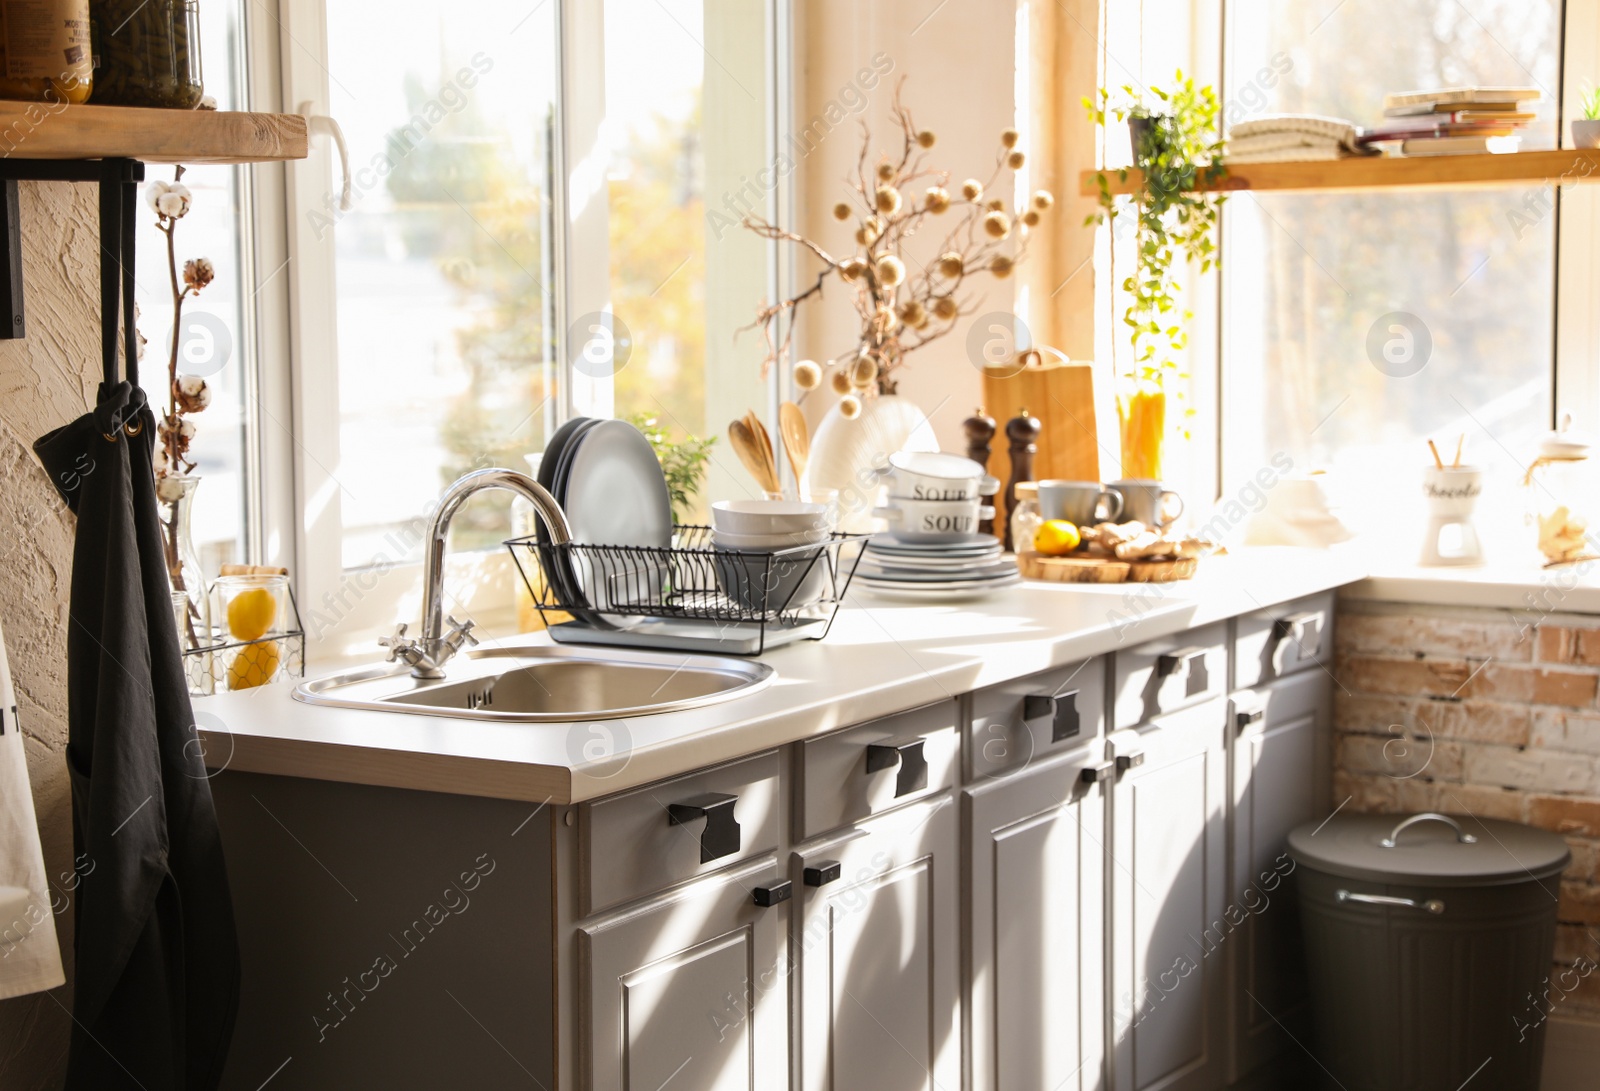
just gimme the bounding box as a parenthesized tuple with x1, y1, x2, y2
(965, 749, 1107, 1091)
(796, 796, 960, 1091)
(581, 858, 790, 1090)
(1109, 698, 1228, 1091)
(1227, 670, 1330, 1083)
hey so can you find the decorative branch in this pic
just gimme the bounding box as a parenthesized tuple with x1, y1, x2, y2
(740, 78, 1054, 417)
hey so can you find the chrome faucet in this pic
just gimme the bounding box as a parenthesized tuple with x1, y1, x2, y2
(380, 468, 572, 679)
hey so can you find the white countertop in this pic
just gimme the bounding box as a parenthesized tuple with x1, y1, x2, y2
(196, 548, 1367, 804)
(1345, 557, 1600, 616)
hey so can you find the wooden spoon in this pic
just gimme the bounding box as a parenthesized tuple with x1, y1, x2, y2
(744, 410, 781, 494)
(728, 419, 779, 494)
(779, 401, 810, 485)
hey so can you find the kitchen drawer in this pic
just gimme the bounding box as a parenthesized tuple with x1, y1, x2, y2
(1233, 591, 1334, 690)
(968, 656, 1106, 780)
(798, 701, 959, 839)
(580, 749, 782, 916)
(1112, 621, 1227, 729)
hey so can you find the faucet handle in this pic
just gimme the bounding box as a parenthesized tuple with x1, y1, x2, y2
(378, 623, 414, 662)
(443, 615, 478, 655)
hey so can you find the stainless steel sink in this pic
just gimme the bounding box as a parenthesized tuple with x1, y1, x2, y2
(293, 644, 774, 722)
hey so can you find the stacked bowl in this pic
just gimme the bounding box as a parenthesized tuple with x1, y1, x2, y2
(857, 452, 1019, 600)
(711, 500, 833, 611)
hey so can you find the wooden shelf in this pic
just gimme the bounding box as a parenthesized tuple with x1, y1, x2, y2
(1080, 149, 1600, 197)
(0, 104, 306, 164)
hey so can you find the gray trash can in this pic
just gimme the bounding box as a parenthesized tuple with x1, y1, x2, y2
(1288, 811, 1570, 1091)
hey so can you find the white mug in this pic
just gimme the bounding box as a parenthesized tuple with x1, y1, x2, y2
(873, 497, 995, 543)
(885, 451, 999, 502)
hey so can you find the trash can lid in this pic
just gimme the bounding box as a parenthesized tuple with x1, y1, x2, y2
(1288, 812, 1570, 887)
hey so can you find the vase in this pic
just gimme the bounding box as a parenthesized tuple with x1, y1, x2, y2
(157, 474, 214, 691)
(802, 394, 939, 533)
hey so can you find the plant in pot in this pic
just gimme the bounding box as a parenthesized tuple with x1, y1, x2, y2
(738, 80, 1053, 519)
(1575, 85, 1600, 149)
(1084, 73, 1226, 480)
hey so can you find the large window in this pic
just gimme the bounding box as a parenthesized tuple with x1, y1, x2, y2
(1221, 0, 1561, 546)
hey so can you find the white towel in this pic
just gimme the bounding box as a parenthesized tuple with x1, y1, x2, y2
(0, 617, 64, 1000)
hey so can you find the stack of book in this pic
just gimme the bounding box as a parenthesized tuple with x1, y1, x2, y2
(1359, 87, 1542, 156)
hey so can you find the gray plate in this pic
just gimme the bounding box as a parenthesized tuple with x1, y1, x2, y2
(856, 560, 1018, 583)
(563, 419, 673, 611)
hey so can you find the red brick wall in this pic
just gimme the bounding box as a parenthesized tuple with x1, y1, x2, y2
(1334, 599, 1600, 1017)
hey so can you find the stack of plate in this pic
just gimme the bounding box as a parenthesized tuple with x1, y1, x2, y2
(853, 535, 1019, 600)
(535, 416, 673, 622)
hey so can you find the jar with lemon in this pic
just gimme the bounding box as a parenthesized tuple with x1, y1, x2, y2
(213, 572, 290, 690)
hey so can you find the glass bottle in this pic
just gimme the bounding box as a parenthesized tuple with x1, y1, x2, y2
(90, 0, 202, 108)
(1526, 415, 1599, 566)
(1010, 480, 1042, 556)
(157, 474, 213, 691)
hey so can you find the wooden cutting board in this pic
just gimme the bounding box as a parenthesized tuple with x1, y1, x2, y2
(1019, 553, 1198, 584)
(983, 354, 1100, 533)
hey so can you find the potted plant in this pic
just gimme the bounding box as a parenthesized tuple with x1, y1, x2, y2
(1575, 85, 1600, 149)
(1084, 73, 1226, 480)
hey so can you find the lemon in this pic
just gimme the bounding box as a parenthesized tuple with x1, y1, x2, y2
(227, 640, 281, 690)
(227, 587, 277, 641)
(1034, 519, 1082, 556)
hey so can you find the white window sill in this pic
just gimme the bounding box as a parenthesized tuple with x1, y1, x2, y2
(1345, 557, 1600, 617)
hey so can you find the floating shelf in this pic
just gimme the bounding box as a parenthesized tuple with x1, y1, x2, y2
(0, 104, 306, 164)
(1080, 149, 1600, 197)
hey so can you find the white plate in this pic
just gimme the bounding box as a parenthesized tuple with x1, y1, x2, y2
(853, 574, 1022, 601)
(867, 536, 1000, 556)
(562, 419, 673, 610)
(859, 550, 1002, 570)
(856, 560, 1019, 583)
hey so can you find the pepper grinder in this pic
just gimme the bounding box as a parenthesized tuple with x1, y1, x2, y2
(963, 407, 997, 533)
(1002, 408, 1041, 551)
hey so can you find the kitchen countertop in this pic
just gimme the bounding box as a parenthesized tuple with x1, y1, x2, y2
(195, 547, 1368, 804)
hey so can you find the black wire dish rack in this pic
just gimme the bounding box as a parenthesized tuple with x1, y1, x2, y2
(505, 526, 868, 655)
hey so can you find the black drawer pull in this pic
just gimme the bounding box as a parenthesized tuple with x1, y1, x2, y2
(866, 737, 928, 798)
(1025, 689, 1082, 744)
(804, 860, 842, 887)
(1235, 699, 1266, 732)
(1158, 647, 1209, 698)
(667, 793, 741, 863)
(1273, 612, 1323, 659)
(1116, 750, 1146, 775)
(1080, 760, 1115, 784)
(753, 880, 792, 907)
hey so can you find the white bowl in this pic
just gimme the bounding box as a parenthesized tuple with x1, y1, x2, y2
(874, 496, 995, 543)
(711, 527, 830, 550)
(711, 499, 830, 536)
(885, 451, 998, 501)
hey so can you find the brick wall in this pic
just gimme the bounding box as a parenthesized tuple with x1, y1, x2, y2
(1334, 598, 1600, 1020)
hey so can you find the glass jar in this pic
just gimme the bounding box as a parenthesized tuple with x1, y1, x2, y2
(213, 573, 289, 690)
(1010, 481, 1041, 555)
(1525, 416, 1600, 566)
(0, 0, 93, 103)
(1117, 377, 1166, 480)
(90, 0, 202, 108)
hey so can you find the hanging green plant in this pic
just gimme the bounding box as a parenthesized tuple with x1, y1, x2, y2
(1083, 72, 1226, 476)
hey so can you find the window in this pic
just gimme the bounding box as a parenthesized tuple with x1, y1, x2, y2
(278, 0, 777, 653)
(1221, 0, 1562, 546)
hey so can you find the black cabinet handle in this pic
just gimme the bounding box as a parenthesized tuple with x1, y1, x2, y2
(753, 879, 792, 907)
(667, 793, 741, 864)
(866, 737, 928, 798)
(1025, 689, 1082, 744)
(1273, 612, 1323, 660)
(1116, 750, 1146, 775)
(1080, 760, 1115, 784)
(1235, 701, 1265, 732)
(1158, 647, 1209, 698)
(803, 860, 842, 887)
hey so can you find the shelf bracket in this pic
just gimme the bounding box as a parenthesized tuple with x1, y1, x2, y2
(0, 158, 144, 353)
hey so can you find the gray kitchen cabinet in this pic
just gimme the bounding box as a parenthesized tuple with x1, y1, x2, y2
(794, 795, 961, 1091)
(578, 856, 792, 1090)
(1225, 669, 1331, 1084)
(1108, 697, 1229, 1091)
(964, 746, 1107, 1091)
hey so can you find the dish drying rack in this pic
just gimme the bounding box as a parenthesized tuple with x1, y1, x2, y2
(505, 526, 867, 655)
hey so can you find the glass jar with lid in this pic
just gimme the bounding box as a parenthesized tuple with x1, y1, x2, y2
(90, 0, 202, 108)
(0, 0, 93, 103)
(1525, 415, 1600, 566)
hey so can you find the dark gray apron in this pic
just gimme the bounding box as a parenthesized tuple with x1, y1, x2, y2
(31, 165, 238, 1090)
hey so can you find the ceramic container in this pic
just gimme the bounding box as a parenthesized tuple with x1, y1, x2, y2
(1038, 480, 1124, 525)
(1108, 478, 1184, 527)
(1573, 119, 1600, 149)
(885, 451, 999, 501)
(873, 497, 995, 543)
(711, 499, 830, 536)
